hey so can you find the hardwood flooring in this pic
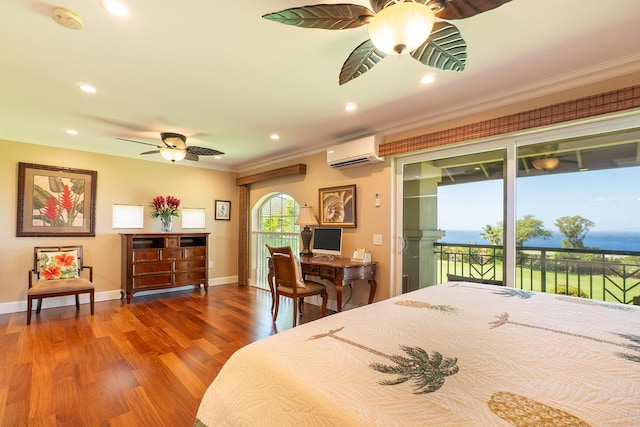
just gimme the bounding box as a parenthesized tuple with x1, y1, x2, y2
(0, 284, 325, 426)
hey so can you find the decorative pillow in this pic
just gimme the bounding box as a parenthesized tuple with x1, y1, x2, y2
(292, 255, 306, 289)
(38, 250, 80, 281)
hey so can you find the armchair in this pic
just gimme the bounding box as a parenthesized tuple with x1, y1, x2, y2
(27, 245, 95, 324)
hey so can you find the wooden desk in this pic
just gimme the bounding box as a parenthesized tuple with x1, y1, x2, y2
(299, 256, 377, 312)
(267, 256, 377, 313)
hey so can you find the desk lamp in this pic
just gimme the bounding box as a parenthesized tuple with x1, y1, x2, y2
(295, 205, 318, 256)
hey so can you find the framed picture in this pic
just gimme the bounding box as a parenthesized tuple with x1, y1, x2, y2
(17, 162, 97, 237)
(215, 200, 231, 220)
(318, 184, 356, 227)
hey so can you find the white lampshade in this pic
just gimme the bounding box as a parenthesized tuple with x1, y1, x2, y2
(295, 205, 318, 226)
(368, 1, 435, 55)
(160, 148, 187, 162)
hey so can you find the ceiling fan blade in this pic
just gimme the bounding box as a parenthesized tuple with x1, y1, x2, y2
(116, 137, 161, 148)
(262, 4, 374, 30)
(160, 132, 187, 149)
(435, 0, 512, 20)
(187, 146, 224, 156)
(339, 39, 385, 85)
(411, 22, 467, 72)
(184, 152, 199, 161)
(368, 0, 387, 13)
(140, 150, 160, 155)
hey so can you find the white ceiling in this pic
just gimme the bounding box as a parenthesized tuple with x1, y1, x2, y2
(2, 1, 640, 171)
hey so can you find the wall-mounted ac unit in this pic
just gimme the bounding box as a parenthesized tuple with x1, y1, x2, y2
(327, 135, 384, 168)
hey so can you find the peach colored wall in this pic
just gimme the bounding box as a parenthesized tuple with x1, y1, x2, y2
(244, 151, 392, 307)
(1, 139, 238, 309)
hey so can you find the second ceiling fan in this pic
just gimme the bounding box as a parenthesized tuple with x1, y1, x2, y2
(117, 132, 224, 162)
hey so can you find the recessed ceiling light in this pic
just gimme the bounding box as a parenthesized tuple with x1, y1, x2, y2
(214, 155, 222, 160)
(345, 103, 356, 111)
(420, 74, 435, 85)
(80, 83, 96, 93)
(101, 0, 130, 17)
(66, 129, 78, 135)
(270, 134, 280, 140)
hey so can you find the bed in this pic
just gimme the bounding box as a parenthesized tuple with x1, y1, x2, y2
(195, 282, 640, 426)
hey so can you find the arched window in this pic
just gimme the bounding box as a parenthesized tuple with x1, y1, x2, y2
(253, 193, 300, 290)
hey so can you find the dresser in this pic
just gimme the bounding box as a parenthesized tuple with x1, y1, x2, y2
(120, 233, 209, 303)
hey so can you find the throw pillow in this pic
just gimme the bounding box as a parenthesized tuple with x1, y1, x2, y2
(38, 250, 80, 281)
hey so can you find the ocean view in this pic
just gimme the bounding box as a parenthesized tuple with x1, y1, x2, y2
(439, 230, 640, 252)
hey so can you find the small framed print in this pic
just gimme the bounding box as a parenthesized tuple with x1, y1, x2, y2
(215, 200, 231, 221)
(318, 184, 356, 227)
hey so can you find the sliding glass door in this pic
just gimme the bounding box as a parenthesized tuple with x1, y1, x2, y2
(393, 115, 640, 304)
(398, 147, 507, 293)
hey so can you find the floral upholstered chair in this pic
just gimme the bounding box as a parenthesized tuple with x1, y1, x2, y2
(27, 245, 95, 324)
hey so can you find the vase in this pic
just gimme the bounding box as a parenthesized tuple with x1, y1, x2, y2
(160, 216, 173, 233)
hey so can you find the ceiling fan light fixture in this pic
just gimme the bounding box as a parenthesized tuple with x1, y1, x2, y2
(160, 147, 186, 162)
(368, 1, 435, 55)
(532, 157, 559, 171)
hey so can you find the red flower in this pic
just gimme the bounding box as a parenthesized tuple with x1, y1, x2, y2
(43, 196, 58, 221)
(61, 184, 74, 213)
(41, 266, 62, 280)
(150, 195, 181, 218)
(53, 252, 75, 267)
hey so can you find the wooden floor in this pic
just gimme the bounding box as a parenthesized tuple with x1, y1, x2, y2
(0, 284, 325, 426)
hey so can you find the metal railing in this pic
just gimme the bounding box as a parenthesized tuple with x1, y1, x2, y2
(435, 242, 640, 304)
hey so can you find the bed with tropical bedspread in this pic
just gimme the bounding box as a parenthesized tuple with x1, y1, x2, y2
(195, 282, 640, 426)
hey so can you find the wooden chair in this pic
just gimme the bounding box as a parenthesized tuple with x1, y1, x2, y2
(27, 245, 95, 325)
(267, 245, 327, 327)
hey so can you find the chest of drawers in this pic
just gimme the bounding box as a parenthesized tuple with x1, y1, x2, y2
(120, 233, 209, 303)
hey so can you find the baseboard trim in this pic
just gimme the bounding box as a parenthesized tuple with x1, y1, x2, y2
(0, 276, 239, 315)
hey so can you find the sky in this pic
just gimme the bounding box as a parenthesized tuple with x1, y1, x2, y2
(437, 167, 640, 232)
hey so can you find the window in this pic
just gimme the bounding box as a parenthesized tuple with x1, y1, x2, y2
(253, 193, 300, 290)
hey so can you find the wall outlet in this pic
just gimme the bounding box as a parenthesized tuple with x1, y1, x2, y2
(208, 260, 213, 268)
(373, 234, 382, 245)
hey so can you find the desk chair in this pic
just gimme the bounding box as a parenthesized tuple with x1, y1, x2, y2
(27, 245, 95, 325)
(267, 245, 327, 327)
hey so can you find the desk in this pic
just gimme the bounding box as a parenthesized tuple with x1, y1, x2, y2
(300, 256, 377, 312)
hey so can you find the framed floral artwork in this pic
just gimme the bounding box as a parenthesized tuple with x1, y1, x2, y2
(318, 184, 356, 227)
(215, 200, 231, 220)
(17, 162, 97, 237)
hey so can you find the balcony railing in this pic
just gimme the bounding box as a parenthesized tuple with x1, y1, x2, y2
(435, 242, 640, 304)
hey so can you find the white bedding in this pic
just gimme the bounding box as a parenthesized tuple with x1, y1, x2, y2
(195, 282, 640, 426)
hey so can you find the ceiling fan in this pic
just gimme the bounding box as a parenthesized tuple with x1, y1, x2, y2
(262, 0, 512, 85)
(117, 132, 224, 162)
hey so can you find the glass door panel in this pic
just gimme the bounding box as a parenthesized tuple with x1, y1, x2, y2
(515, 129, 640, 303)
(401, 150, 505, 293)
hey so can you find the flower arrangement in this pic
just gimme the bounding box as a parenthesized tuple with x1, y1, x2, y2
(150, 195, 180, 232)
(150, 195, 181, 219)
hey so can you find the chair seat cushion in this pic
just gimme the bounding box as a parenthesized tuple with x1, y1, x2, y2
(277, 280, 325, 295)
(28, 278, 94, 296)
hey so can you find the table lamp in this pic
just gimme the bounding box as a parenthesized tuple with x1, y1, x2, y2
(295, 204, 318, 255)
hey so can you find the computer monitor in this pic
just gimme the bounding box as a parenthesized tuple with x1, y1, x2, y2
(311, 227, 343, 257)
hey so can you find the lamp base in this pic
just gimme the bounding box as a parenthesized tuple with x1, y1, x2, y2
(300, 226, 312, 256)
